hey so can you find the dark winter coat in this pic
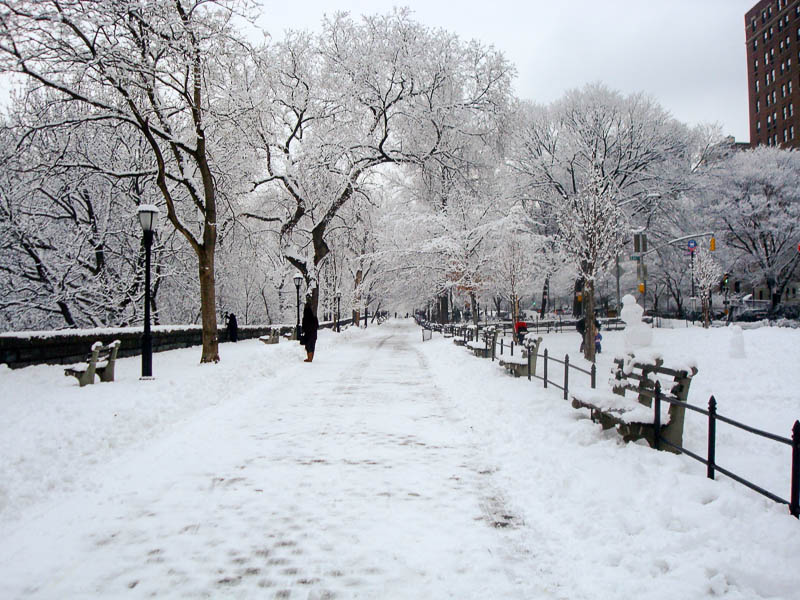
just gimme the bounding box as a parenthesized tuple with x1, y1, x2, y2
(301, 304, 319, 351)
(227, 313, 238, 342)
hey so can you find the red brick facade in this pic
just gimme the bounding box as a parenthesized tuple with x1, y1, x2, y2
(746, 0, 800, 147)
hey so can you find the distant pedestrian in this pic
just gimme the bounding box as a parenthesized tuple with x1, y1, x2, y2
(576, 316, 586, 352)
(595, 331, 602, 354)
(226, 312, 238, 342)
(576, 316, 599, 353)
(301, 303, 319, 363)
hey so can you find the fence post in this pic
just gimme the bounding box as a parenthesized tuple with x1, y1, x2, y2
(653, 381, 661, 451)
(563, 354, 569, 400)
(707, 396, 717, 480)
(527, 346, 532, 381)
(590, 363, 596, 389)
(791, 420, 799, 518)
(500, 338, 504, 356)
(511, 341, 514, 356)
(543, 348, 548, 388)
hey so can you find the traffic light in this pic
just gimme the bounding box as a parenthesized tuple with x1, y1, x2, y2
(721, 272, 730, 290)
(633, 233, 648, 253)
(638, 282, 645, 293)
(710, 237, 716, 251)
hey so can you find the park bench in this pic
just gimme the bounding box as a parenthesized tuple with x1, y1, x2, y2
(64, 340, 122, 387)
(498, 336, 543, 378)
(465, 327, 498, 359)
(259, 330, 280, 344)
(571, 355, 698, 452)
(453, 326, 476, 347)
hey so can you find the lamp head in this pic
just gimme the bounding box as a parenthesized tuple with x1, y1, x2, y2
(137, 205, 160, 233)
(293, 272, 303, 288)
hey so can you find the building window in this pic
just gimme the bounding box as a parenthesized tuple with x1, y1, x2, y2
(757, 120, 762, 132)
(768, 114, 772, 125)
(767, 94, 771, 107)
(781, 40, 785, 51)
(784, 128, 787, 142)
(759, 99, 762, 113)
(783, 105, 786, 119)
(783, 83, 787, 97)
(791, 125, 795, 138)
(790, 103, 794, 116)
(774, 90, 778, 103)
(790, 80, 793, 93)
(756, 80, 760, 92)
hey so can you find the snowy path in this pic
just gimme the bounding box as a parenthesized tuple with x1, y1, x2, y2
(2, 320, 799, 599)
(0, 323, 544, 599)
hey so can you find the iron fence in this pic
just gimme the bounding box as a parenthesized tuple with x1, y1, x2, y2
(439, 321, 799, 519)
(650, 383, 799, 518)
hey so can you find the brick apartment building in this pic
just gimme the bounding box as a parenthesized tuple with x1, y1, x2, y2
(746, 0, 800, 147)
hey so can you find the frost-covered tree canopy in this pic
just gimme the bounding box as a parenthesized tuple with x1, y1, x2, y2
(1, 3, 798, 336)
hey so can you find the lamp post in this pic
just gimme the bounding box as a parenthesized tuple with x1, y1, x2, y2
(293, 272, 303, 340)
(335, 290, 341, 332)
(137, 205, 159, 379)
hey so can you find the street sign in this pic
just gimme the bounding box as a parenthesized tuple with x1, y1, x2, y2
(630, 254, 641, 261)
(688, 239, 697, 252)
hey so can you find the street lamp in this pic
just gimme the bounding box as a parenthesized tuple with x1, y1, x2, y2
(335, 290, 341, 332)
(137, 204, 159, 379)
(293, 272, 303, 339)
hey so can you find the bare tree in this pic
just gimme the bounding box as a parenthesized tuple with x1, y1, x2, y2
(703, 146, 800, 313)
(236, 9, 513, 314)
(0, 0, 256, 361)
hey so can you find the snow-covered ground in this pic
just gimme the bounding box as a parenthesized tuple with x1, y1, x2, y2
(0, 319, 798, 599)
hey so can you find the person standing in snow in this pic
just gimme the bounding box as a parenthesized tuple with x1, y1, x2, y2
(226, 312, 238, 342)
(301, 303, 319, 363)
(576, 316, 586, 352)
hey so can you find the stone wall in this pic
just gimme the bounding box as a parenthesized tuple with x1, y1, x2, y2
(0, 319, 352, 369)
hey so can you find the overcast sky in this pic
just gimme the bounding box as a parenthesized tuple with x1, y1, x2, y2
(0, 0, 757, 142)
(258, 0, 757, 142)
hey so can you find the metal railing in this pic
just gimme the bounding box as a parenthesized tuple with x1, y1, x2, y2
(437, 314, 799, 518)
(651, 383, 799, 518)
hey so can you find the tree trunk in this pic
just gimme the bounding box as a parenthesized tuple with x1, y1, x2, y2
(198, 246, 219, 362)
(540, 277, 549, 317)
(470, 292, 479, 326)
(583, 280, 596, 362)
(439, 293, 449, 325)
(573, 278, 584, 317)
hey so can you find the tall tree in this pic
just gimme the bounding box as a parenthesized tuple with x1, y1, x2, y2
(507, 84, 693, 359)
(0, 0, 255, 361)
(237, 9, 513, 314)
(703, 146, 800, 313)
